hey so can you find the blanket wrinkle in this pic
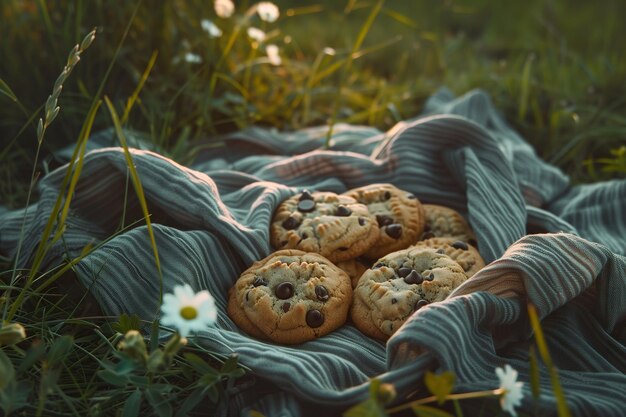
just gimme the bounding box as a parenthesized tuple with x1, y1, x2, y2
(1, 88, 625, 416)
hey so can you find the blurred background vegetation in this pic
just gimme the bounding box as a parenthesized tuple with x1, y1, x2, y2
(1, 0, 625, 208)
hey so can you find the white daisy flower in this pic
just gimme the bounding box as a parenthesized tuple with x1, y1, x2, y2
(495, 364, 525, 416)
(247, 27, 266, 42)
(183, 53, 202, 64)
(256, 2, 279, 22)
(201, 19, 223, 38)
(161, 284, 217, 336)
(214, 0, 235, 18)
(266, 44, 281, 65)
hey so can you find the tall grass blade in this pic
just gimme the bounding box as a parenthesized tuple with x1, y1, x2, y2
(518, 54, 533, 121)
(104, 96, 164, 304)
(121, 50, 159, 125)
(325, 0, 385, 147)
(0, 78, 18, 102)
(527, 304, 572, 417)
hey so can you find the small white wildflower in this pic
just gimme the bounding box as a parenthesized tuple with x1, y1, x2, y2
(214, 0, 235, 18)
(184, 53, 202, 64)
(323, 47, 336, 56)
(256, 2, 279, 22)
(495, 364, 525, 416)
(161, 284, 217, 337)
(266, 44, 281, 65)
(201, 19, 223, 38)
(247, 27, 266, 43)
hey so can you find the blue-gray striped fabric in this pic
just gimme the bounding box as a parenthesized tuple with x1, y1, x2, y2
(1, 89, 625, 416)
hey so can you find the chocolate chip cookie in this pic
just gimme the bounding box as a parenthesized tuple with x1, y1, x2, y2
(227, 250, 352, 344)
(411, 237, 485, 277)
(270, 191, 379, 263)
(351, 247, 467, 340)
(343, 184, 425, 259)
(335, 258, 371, 288)
(419, 204, 477, 244)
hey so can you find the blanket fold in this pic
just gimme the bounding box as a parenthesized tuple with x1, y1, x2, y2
(1, 88, 625, 416)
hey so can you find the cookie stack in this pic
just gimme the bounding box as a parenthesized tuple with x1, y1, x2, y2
(227, 184, 485, 344)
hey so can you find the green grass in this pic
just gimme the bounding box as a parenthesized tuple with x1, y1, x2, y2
(1, 0, 625, 415)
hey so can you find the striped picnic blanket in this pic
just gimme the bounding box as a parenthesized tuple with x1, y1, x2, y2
(1, 88, 625, 416)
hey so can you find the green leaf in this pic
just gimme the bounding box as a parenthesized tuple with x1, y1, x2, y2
(145, 388, 173, 417)
(97, 370, 129, 387)
(220, 353, 239, 374)
(0, 78, 18, 102)
(0, 380, 31, 415)
(0, 349, 15, 390)
(177, 386, 207, 416)
(412, 404, 456, 417)
(46, 335, 74, 367)
(122, 389, 142, 417)
(343, 397, 388, 417)
(112, 314, 142, 334)
(184, 352, 219, 376)
(206, 384, 219, 403)
(16, 341, 46, 374)
(424, 371, 456, 405)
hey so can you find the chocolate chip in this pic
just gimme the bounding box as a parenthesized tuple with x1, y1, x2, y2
(382, 191, 391, 201)
(372, 262, 385, 269)
(423, 224, 431, 232)
(436, 248, 445, 254)
(282, 216, 299, 230)
(253, 277, 268, 287)
(336, 205, 352, 216)
(315, 285, 329, 301)
(414, 299, 429, 310)
(421, 231, 435, 240)
(469, 239, 478, 247)
(306, 309, 324, 328)
(338, 247, 349, 251)
(386, 224, 403, 239)
(297, 199, 316, 213)
(397, 267, 412, 278)
(426, 273, 435, 281)
(451, 240, 468, 250)
(376, 214, 394, 227)
(358, 217, 366, 226)
(282, 302, 290, 313)
(391, 298, 397, 304)
(404, 270, 423, 285)
(280, 240, 288, 246)
(275, 282, 294, 299)
(299, 190, 313, 201)
(301, 233, 308, 239)
(406, 193, 416, 199)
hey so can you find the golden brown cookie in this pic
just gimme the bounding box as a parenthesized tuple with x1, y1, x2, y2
(411, 237, 484, 277)
(343, 184, 425, 259)
(270, 191, 379, 263)
(419, 204, 476, 244)
(227, 250, 352, 344)
(335, 258, 371, 288)
(351, 247, 467, 340)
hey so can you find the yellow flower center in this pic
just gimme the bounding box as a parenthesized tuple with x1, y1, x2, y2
(180, 306, 198, 320)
